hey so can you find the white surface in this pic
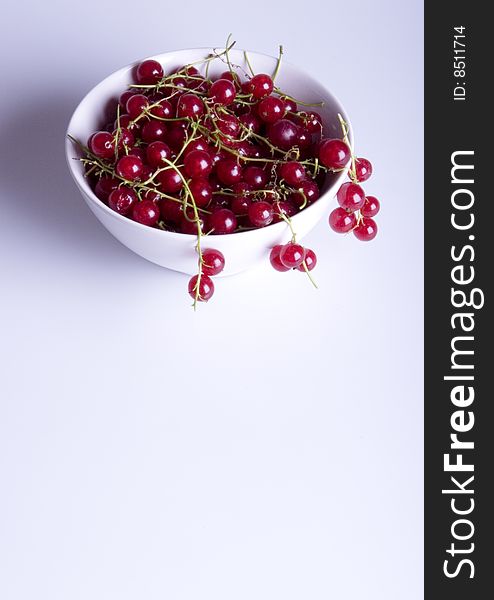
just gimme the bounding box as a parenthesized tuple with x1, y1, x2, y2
(0, 1, 424, 599)
(66, 48, 352, 275)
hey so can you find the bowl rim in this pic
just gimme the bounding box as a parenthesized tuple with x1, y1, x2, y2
(65, 47, 353, 239)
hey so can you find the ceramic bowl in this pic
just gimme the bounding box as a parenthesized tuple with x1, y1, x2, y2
(65, 48, 352, 276)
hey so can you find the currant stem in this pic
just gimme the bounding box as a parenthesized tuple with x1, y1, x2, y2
(272, 45, 284, 82)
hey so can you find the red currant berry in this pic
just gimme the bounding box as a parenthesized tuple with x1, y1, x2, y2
(88, 131, 114, 159)
(108, 188, 137, 215)
(116, 155, 143, 181)
(119, 90, 134, 108)
(216, 113, 241, 139)
(352, 157, 373, 182)
(128, 147, 146, 161)
(268, 119, 300, 150)
(337, 182, 365, 212)
(201, 248, 225, 276)
(272, 200, 297, 222)
(94, 176, 119, 201)
(353, 217, 378, 241)
(290, 181, 320, 207)
(279, 161, 306, 186)
(319, 139, 351, 169)
(361, 195, 380, 218)
(210, 208, 237, 234)
(141, 120, 167, 143)
(296, 248, 317, 271)
(176, 93, 204, 118)
(184, 149, 213, 179)
(113, 127, 135, 151)
(216, 159, 243, 186)
(188, 178, 212, 208)
(282, 97, 297, 113)
(180, 215, 207, 235)
(239, 112, 262, 134)
(231, 193, 252, 215)
(166, 122, 188, 150)
(146, 141, 172, 168)
(303, 111, 323, 134)
(149, 98, 173, 119)
(132, 200, 159, 226)
(159, 198, 183, 222)
(136, 59, 164, 85)
(329, 207, 357, 233)
(188, 274, 214, 302)
(248, 201, 274, 227)
(247, 74, 274, 99)
(126, 94, 149, 119)
(279, 243, 305, 268)
(157, 168, 183, 193)
(209, 78, 236, 105)
(243, 166, 267, 190)
(257, 96, 286, 123)
(270, 245, 290, 272)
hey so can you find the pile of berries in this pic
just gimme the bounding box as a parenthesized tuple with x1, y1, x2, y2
(71, 40, 380, 307)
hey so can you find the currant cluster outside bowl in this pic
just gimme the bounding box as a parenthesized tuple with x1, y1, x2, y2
(65, 48, 353, 276)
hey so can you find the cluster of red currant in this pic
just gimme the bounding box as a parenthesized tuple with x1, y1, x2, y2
(71, 40, 379, 307)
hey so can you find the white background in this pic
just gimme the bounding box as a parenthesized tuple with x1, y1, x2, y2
(0, 1, 423, 598)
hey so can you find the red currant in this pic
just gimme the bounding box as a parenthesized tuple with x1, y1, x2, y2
(188, 178, 212, 208)
(146, 141, 172, 168)
(257, 96, 286, 123)
(247, 74, 274, 99)
(188, 274, 214, 302)
(337, 182, 365, 212)
(116, 155, 143, 181)
(319, 139, 351, 169)
(201, 248, 225, 276)
(329, 207, 357, 233)
(243, 166, 267, 190)
(132, 200, 159, 226)
(184, 149, 213, 179)
(296, 248, 317, 271)
(136, 59, 164, 85)
(353, 218, 378, 241)
(176, 93, 204, 118)
(126, 94, 149, 119)
(157, 168, 183, 193)
(141, 120, 167, 143)
(108, 188, 137, 215)
(361, 195, 380, 218)
(279, 161, 306, 186)
(248, 201, 274, 227)
(209, 79, 236, 105)
(216, 159, 243, 185)
(210, 208, 237, 234)
(270, 245, 290, 272)
(353, 157, 373, 182)
(279, 243, 305, 268)
(268, 119, 300, 150)
(88, 131, 114, 159)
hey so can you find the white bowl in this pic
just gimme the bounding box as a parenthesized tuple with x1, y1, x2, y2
(65, 48, 352, 276)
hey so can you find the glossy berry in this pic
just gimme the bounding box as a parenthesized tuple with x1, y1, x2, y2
(209, 79, 236, 105)
(282, 97, 297, 113)
(361, 195, 380, 218)
(177, 93, 204, 118)
(188, 178, 212, 208)
(149, 98, 173, 119)
(89, 131, 114, 159)
(303, 111, 323, 134)
(243, 166, 267, 190)
(290, 181, 320, 207)
(201, 248, 225, 276)
(180, 215, 206, 235)
(113, 127, 135, 151)
(119, 90, 134, 108)
(257, 96, 286, 123)
(272, 200, 297, 222)
(268, 119, 300, 150)
(108, 188, 137, 215)
(247, 74, 274, 99)
(296, 248, 317, 272)
(248, 201, 274, 227)
(159, 198, 183, 222)
(279, 161, 306, 186)
(126, 94, 149, 119)
(329, 207, 357, 233)
(216, 113, 241, 139)
(353, 218, 378, 241)
(239, 112, 262, 134)
(210, 208, 237, 234)
(188, 274, 214, 302)
(116, 155, 143, 181)
(157, 168, 183, 193)
(132, 200, 159, 226)
(216, 159, 243, 185)
(94, 176, 119, 201)
(136, 59, 164, 85)
(231, 193, 252, 215)
(337, 182, 366, 212)
(270, 245, 290, 272)
(352, 157, 373, 182)
(141, 120, 167, 142)
(184, 149, 213, 178)
(279, 243, 305, 268)
(146, 141, 172, 168)
(319, 138, 351, 169)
